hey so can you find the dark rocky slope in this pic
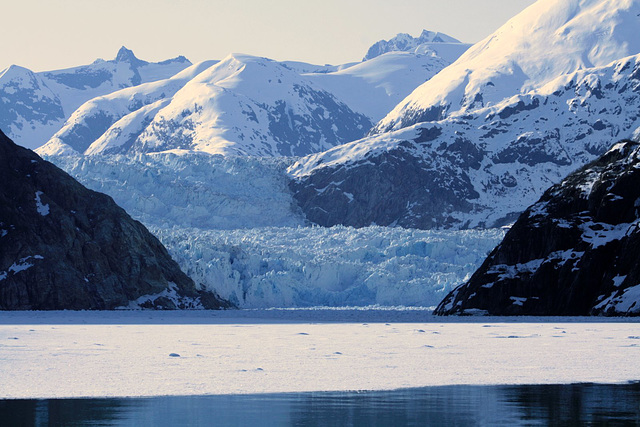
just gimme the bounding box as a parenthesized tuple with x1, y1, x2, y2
(0, 130, 229, 310)
(435, 139, 640, 316)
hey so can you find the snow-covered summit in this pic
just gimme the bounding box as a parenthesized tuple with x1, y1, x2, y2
(38, 53, 373, 157)
(374, 0, 640, 133)
(0, 65, 65, 149)
(363, 30, 463, 61)
(36, 60, 218, 156)
(1, 47, 192, 149)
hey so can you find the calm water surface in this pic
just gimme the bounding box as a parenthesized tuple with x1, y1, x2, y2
(2, 383, 639, 426)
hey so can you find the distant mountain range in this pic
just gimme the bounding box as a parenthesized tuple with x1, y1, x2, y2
(33, 34, 468, 157)
(363, 30, 468, 61)
(0, 47, 190, 149)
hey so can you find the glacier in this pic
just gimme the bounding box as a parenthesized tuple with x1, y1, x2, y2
(152, 225, 505, 309)
(46, 153, 504, 308)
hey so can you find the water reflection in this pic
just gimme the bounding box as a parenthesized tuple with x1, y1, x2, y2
(2, 383, 639, 426)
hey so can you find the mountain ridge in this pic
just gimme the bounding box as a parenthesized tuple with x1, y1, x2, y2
(363, 30, 463, 61)
(435, 137, 640, 316)
(1, 47, 192, 149)
(0, 129, 229, 310)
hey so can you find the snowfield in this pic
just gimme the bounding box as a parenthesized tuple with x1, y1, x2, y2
(0, 310, 638, 399)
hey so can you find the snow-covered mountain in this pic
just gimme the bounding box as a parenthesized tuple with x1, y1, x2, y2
(37, 42, 469, 157)
(38, 54, 372, 157)
(363, 30, 465, 61)
(37, 61, 218, 156)
(374, 0, 640, 134)
(0, 47, 191, 149)
(289, 0, 640, 230)
(307, 49, 470, 122)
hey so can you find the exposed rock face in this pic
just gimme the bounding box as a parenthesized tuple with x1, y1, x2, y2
(435, 139, 640, 316)
(289, 128, 481, 229)
(0, 130, 229, 310)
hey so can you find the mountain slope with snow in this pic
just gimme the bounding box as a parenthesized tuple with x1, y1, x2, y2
(1, 47, 191, 149)
(374, 0, 640, 133)
(307, 48, 469, 122)
(127, 54, 372, 157)
(36, 61, 217, 156)
(290, 0, 640, 230)
(37, 43, 469, 158)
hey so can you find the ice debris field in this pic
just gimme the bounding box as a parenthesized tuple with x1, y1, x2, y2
(1, 310, 639, 399)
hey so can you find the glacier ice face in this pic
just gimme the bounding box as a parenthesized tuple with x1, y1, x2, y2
(46, 152, 504, 308)
(152, 226, 505, 309)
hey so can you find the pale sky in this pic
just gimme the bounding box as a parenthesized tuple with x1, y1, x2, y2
(2, 0, 536, 72)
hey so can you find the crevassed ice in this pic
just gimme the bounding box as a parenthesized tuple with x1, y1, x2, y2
(153, 226, 505, 308)
(46, 153, 505, 308)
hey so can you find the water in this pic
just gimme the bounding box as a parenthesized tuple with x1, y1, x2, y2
(2, 383, 639, 426)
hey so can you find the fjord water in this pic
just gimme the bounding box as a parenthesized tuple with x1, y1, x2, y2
(2, 383, 639, 426)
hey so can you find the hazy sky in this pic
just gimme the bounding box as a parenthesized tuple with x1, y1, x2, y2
(2, 0, 536, 72)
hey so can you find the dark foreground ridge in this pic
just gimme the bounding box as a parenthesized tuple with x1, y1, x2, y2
(435, 138, 640, 316)
(0, 130, 230, 309)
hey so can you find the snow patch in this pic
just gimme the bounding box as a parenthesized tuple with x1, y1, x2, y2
(118, 282, 203, 310)
(487, 259, 544, 280)
(510, 296, 527, 306)
(580, 221, 635, 248)
(613, 275, 627, 288)
(34, 191, 49, 216)
(595, 284, 640, 315)
(0, 255, 44, 281)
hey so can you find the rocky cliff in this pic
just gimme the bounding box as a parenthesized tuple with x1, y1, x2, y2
(0, 130, 229, 310)
(435, 138, 640, 316)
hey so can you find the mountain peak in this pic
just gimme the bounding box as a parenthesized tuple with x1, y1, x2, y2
(363, 30, 462, 61)
(115, 46, 143, 64)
